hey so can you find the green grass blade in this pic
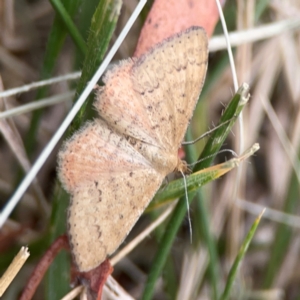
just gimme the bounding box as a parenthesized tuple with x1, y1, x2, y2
(150, 143, 259, 208)
(73, 0, 122, 129)
(194, 191, 219, 300)
(220, 210, 265, 300)
(195, 83, 250, 171)
(185, 128, 219, 300)
(50, 0, 87, 54)
(45, 185, 70, 300)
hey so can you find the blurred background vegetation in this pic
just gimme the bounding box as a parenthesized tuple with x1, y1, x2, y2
(0, 0, 300, 299)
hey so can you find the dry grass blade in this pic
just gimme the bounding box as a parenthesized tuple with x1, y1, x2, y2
(0, 78, 50, 217)
(0, 247, 30, 296)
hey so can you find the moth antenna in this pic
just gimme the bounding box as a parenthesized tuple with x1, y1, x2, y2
(183, 119, 233, 146)
(180, 170, 192, 244)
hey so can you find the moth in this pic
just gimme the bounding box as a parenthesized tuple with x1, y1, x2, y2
(58, 26, 208, 272)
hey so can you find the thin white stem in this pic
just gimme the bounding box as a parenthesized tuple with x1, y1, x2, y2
(0, 91, 74, 120)
(180, 171, 192, 244)
(0, 72, 81, 98)
(209, 18, 300, 52)
(215, 0, 244, 155)
(236, 198, 300, 228)
(215, 0, 239, 91)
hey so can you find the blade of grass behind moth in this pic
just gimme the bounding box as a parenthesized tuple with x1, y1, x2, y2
(149, 200, 178, 300)
(73, 0, 122, 129)
(46, 184, 70, 300)
(151, 144, 258, 205)
(193, 51, 235, 146)
(50, 0, 87, 54)
(220, 210, 265, 300)
(142, 84, 250, 300)
(25, 0, 82, 156)
(195, 83, 250, 171)
(263, 169, 300, 288)
(75, 0, 102, 62)
(47, 2, 122, 299)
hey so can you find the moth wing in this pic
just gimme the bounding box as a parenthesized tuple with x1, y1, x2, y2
(58, 120, 165, 272)
(131, 26, 208, 150)
(68, 167, 163, 272)
(95, 60, 161, 147)
(58, 119, 155, 193)
(96, 27, 208, 152)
